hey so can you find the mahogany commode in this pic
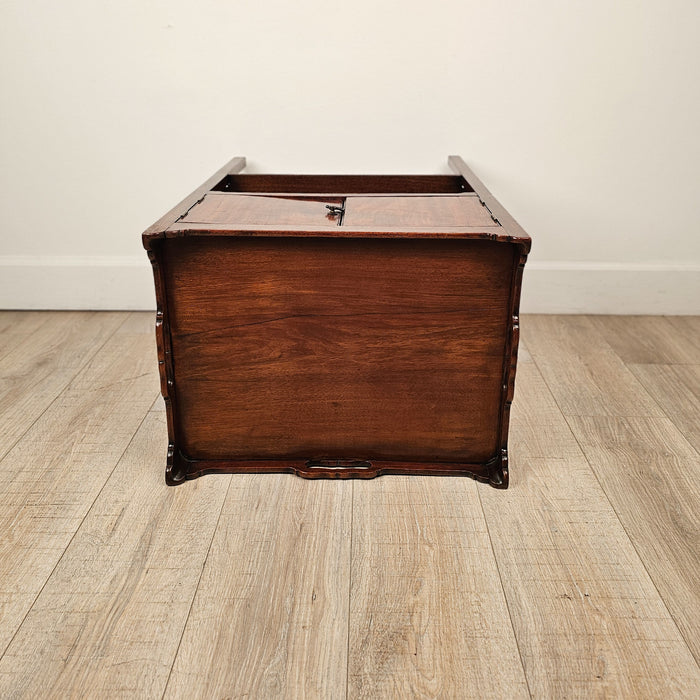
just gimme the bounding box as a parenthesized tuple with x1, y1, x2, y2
(143, 156, 531, 488)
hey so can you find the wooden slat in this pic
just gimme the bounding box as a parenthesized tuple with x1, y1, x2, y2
(348, 477, 529, 698)
(526, 315, 700, 664)
(664, 316, 700, 356)
(214, 173, 470, 194)
(567, 413, 700, 662)
(480, 360, 700, 696)
(524, 315, 660, 416)
(0, 313, 160, 655)
(165, 223, 503, 237)
(628, 363, 700, 452)
(164, 475, 352, 699)
(447, 156, 531, 250)
(143, 156, 246, 238)
(666, 316, 700, 350)
(0, 410, 230, 697)
(589, 315, 700, 365)
(0, 311, 126, 461)
(0, 312, 51, 361)
(517, 338, 533, 364)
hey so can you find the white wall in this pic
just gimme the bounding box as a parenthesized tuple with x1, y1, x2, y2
(1, 1, 699, 313)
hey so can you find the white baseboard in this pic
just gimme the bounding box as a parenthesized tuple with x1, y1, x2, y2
(0, 256, 698, 314)
(0, 256, 156, 311)
(521, 261, 700, 314)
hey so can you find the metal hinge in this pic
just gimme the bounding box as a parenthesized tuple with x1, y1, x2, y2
(176, 195, 206, 222)
(478, 197, 500, 225)
(325, 203, 345, 226)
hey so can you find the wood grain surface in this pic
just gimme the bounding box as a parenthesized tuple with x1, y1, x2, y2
(0, 313, 159, 656)
(0, 411, 228, 698)
(181, 193, 342, 227)
(143, 156, 245, 238)
(0, 312, 699, 698)
(665, 316, 700, 357)
(163, 236, 515, 463)
(628, 363, 700, 451)
(589, 315, 700, 365)
(0, 311, 51, 361)
(523, 315, 661, 416)
(0, 312, 125, 461)
(348, 477, 529, 698)
(568, 413, 700, 662)
(164, 476, 352, 699)
(448, 156, 529, 243)
(144, 156, 530, 486)
(526, 315, 700, 664)
(342, 195, 496, 227)
(481, 360, 700, 697)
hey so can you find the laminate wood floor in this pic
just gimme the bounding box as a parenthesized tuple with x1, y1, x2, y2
(0, 312, 698, 699)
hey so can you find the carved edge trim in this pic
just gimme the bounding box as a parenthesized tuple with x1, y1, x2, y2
(486, 451, 508, 489)
(144, 156, 247, 484)
(146, 246, 182, 486)
(495, 249, 528, 488)
(162, 224, 529, 246)
(447, 156, 530, 488)
(167, 445, 189, 485)
(167, 451, 508, 486)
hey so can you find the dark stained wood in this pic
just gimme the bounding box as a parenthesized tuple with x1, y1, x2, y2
(448, 156, 529, 242)
(168, 457, 509, 484)
(143, 156, 531, 488)
(163, 237, 514, 462)
(143, 158, 246, 458)
(448, 156, 531, 479)
(212, 173, 472, 194)
(180, 193, 343, 226)
(343, 194, 496, 227)
(165, 223, 506, 238)
(143, 156, 245, 239)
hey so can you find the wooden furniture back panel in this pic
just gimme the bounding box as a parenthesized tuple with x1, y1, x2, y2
(163, 236, 516, 463)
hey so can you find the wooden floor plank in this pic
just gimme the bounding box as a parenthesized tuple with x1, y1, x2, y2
(0, 311, 698, 698)
(664, 316, 700, 357)
(348, 476, 529, 699)
(0, 311, 126, 461)
(480, 359, 700, 697)
(0, 312, 52, 361)
(517, 338, 533, 364)
(589, 315, 700, 365)
(0, 410, 229, 698)
(628, 363, 700, 453)
(0, 313, 160, 655)
(525, 315, 700, 665)
(567, 413, 700, 663)
(164, 475, 352, 700)
(522, 316, 660, 417)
